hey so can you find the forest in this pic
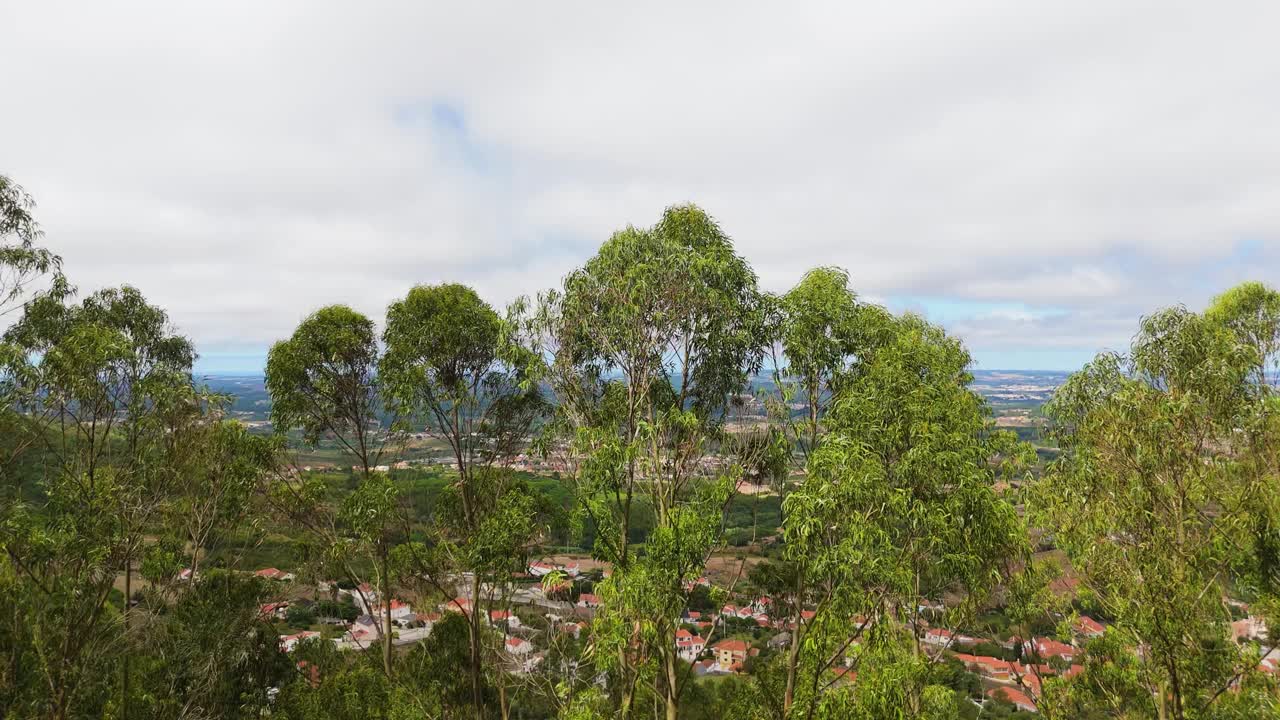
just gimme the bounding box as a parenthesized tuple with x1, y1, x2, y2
(3, 171, 1280, 720)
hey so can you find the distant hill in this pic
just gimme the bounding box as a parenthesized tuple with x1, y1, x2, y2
(200, 370, 1068, 425)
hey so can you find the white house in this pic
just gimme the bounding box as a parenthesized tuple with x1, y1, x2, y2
(352, 614, 381, 636)
(489, 610, 522, 628)
(507, 636, 534, 654)
(280, 631, 320, 652)
(386, 599, 413, 622)
(255, 567, 295, 582)
(676, 629, 706, 662)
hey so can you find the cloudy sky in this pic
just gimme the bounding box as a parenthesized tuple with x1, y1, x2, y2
(4, 2, 1279, 372)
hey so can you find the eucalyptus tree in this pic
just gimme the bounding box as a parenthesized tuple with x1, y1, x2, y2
(1205, 280, 1280, 386)
(757, 266, 894, 714)
(1033, 283, 1280, 720)
(781, 313, 1030, 719)
(1, 174, 66, 470)
(265, 305, 400, 675)
(769, 266, 892, 461)
(0, 174, 66, 320)
(165, 418, 280, 578)
(380, 282, 547, 717)
(0, 285, 204, 719)
(533, 204, 769, 720)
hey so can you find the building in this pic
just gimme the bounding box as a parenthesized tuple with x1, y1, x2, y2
(260, 601, 290, 620)
(389, 599, 413, 620)
(442, 597, 473, 614)
(1023, 637, 1078, 663)
(1072, 616, 1106, 639)
(713, 639, 749, 671)
(490, 610, 522, 628)
(987, 687, 1037, 713)
(953, 653, 1016, 682)
(1233, 616, 1268, 642)
(280, 631, 320, 652)
(676, 629, 706, 662)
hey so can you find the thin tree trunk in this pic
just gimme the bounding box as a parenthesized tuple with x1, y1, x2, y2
(470, 573, 485, 717)
(620, 672, 637, 720)
(783, 570, 804, 715)
(663, 648, 680, 720)
(122, 559, 131, 720)
(381, 548, 393, 676)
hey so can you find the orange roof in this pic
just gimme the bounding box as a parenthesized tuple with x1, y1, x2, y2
(1073, 616, 1105, 635)
(987, 687, 1036, 711)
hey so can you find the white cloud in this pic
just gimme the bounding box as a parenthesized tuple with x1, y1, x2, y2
(3, 1, 1279, 369)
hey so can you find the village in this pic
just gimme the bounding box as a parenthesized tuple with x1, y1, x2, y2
(177, 559, 1280, 716)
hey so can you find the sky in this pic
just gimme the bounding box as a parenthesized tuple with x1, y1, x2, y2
(3, 2, 1279, 374)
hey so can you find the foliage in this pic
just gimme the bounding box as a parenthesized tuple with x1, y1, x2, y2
(533, 203, 769, 719)
(1032, 282, 1280, 720)
(781, 312, 1031, 718)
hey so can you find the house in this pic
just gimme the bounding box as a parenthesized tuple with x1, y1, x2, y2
(347, 616, 380, 646)
(576, 594, 601, 609)
(953, 653, 1015, 682)
(682, 576, 711, 591)
(385, 599, 413, 622)
(504, 637, 543, 674)
(1000, 635, 1024, 650)
(1072, 615, 1106, 639)
(528, 561, 558, 577)
(675, 629, 706, 662)
(255, 568, 295, 581)
(987, 687, 1037, 713)
(1233, 616, 1268, 642)
(490, 610, 522, 628)
(442, 597, 473, 614)
(280, 631, 320, 652)
(922, 628, 956, 647)
(1024, 637, 1078, 662)
(350, 583, 378, 611)
(560, 622, 584, 639)
(260, 601, 290, 619)
(506, 636, 534, 655)
(923, 627, 982, 648)
(529, 560, 581, 578)
(713, 639, 750, 670)
(768, 632, 792, 650)
(415, 612, 441, 631)
(918, 599, 946, 614)
(176, 568, 197, 582)
(353, 615, 381, 635)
